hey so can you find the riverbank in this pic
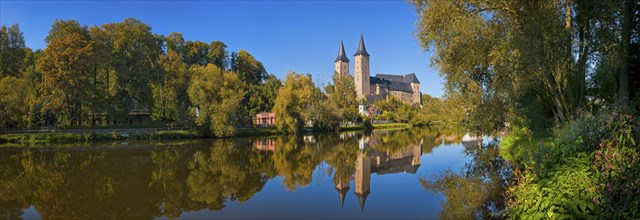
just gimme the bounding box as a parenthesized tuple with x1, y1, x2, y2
(0, 123, 411, 147)
(338, 122, 411, 132)
(500, 111, 640, 218)
(0, 130, 202, 147)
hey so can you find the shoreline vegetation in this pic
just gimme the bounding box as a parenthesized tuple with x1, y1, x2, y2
(0, 123, 413, 147)
(412, 0, 640, 218)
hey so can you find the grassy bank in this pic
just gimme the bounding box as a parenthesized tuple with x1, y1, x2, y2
(236, 127, 281, 137)
(500, 111, 640, 218)
(0, 123, 412, 147)
(0, 130, 202, 147)
(372, 123, 411, 130)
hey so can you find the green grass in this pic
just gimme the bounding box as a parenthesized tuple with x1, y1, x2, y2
(236, 127, 281, 137)
(338, 123, 409, 132)
(61, 123, 170, 130)
(372, 123, 410, 130)
(0, 130, 202, 147)
(0, 123, 412, 147)
(338, 124, 364, 132)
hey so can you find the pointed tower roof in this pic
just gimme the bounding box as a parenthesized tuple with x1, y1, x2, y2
(354, 34, 370, 57)
(336, 186, 350, 207)
(355, 191, 370, 212)
(335, 40, 350, 62)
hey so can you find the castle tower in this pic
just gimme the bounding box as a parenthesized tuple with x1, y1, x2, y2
(333, 172, 351, 206)
(354, 148, 371, 211)
(354, 34, 370, 100)
(335, 183, 350, 207)
(334, 40, 349, 77)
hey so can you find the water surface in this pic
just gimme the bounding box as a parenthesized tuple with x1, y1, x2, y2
(0, 128, 509, 219)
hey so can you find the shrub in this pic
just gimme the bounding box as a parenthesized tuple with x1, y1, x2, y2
(504, 110, 640, 218)
(506, 153, 601, 219)
(363, 120, 373, 131)
(593, 112, 640, 217)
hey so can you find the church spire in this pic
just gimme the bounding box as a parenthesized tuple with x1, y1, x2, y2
(354, 34, 370, 57)
(336, 186, 350, 207)
(335, 40, 349, 62)
(355, 191, 370, 212)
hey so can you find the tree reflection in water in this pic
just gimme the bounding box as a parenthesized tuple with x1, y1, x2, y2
(420, 138, 512, 219)
(0, 128, 511, 219)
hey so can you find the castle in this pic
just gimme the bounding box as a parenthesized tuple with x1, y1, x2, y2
(334, 35, 422, 105)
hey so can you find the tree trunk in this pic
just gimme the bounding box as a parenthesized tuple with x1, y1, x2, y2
(565, 0, 571, 30)
(576, 21, 589, 107)
(619, 0, 633, 107)
(125, 91, 131, 125)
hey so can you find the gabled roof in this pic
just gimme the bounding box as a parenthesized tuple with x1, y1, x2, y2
(334, 40, 349, 62)
(370, 74, 418, 93)
(388, 82, 414, 93)
(370, 76, 390, 85)
(375, 73, 420, 84)
(403, 73, 420, 84)
(353, 34, 370, 57)
(375, 74, 403, 83)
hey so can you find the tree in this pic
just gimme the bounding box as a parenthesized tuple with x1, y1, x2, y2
(207, 41, 228, 69)
(272, 71, 316, 134)
(0, 77, 29, 128)
(412, 0, 640, 131)
(97, 18, 162, 123)
(165, 32, 185, 55)
(619, 0, 637, 106)
(308, 98, 341, 131)
(187, 64, 245, 137)
(326, 73, 358, 124)
(152, 46, 190, 125)
(259, 74, 282, 112)
(229, 49, 271, 125)
(374, 96, 404, 122)
(37, 20, 95, 126)
(230, 50, 267, 85)
(184, 41, 209, 66)
(0, 24, 26, 77)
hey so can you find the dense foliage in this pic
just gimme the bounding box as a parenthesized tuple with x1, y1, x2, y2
(413, 0, 640, 218)
(188, 65, 245, 137)
(272, 71, 318, 134)
(500, 110, 639, 218)
(1, 19, 380, 136)
(413, 0, 640, 130)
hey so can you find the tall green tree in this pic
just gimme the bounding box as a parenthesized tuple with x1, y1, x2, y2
(230, 50, 267, 85)
(0, 24, 26, 77)
(412, 0, 639, 131)
(184, 41, 209, 66)
(618, 0, 638, 106)
(165, 32, 185, 55)
(187, 64, 245, 137)
(272, 71, 316, 134)
(38, 20, 95, 126)
(207, 41, 228, 69)
(326, 73, 358, 124)
(259, 74, 282, 112)
(97, 18, 162, 123)
(152, 45, 190, 125)
(0, 77, 29, 128)
(229, 49, 270, 124)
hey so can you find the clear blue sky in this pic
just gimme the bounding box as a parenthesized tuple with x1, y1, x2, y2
(1, 0, 444, 97)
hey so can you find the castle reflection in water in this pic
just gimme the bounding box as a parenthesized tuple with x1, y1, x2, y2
(255, 131, 425, 211)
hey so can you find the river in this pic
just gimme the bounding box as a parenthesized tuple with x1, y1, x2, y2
(0, 128, 511, 219)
